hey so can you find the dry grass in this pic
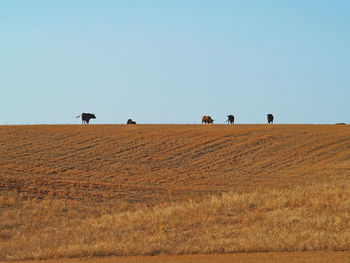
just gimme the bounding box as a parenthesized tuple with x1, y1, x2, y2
(1, 124, 350, 260)
(1, 180, 350, 260)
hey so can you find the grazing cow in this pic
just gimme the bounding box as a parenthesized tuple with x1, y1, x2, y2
(76, 113, 96, 124)
(226, 115, 235, 124)
(202, 116, 214, 124)
(267, 114, 274, 124)
(127, 119, 136, 124)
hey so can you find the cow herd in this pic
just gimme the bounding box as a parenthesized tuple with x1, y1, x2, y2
(77, 113, 275, 125)
(202, 114, 274, 124)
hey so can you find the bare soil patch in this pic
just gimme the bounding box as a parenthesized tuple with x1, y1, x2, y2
(10, 252, 350, 263)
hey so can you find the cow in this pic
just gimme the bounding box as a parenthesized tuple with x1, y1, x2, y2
(202, 116, 214, 124)
(226, 115, 234, 124)
(267, 114, 274, 124)
(76, 113, 96, 124)
(127, 119, 136, 124)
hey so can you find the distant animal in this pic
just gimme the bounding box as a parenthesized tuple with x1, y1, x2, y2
(267, 114, 274, 124)
(202, 116, 214, 124)
(127, 119, 136, 124)
(336, 123, 346, 125)
(226, 115, 235, 124)
(76, 113, 96, 124)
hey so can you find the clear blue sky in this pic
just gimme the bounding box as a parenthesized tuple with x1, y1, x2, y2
(1, 1, 349, 124)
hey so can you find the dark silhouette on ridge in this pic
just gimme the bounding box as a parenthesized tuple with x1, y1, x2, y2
(127, 119, 136, 124)
(267, 114, 274, 124)
(76, 113, 96, 124)
(226, 115, 235, 124)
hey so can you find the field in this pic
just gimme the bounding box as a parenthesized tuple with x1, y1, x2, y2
(1, 124, 350, 261)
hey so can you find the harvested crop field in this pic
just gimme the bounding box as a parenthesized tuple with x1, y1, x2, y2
(1, 124, 350, 261)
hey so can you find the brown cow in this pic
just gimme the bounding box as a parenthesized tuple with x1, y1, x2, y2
(202, 116, 214, 124)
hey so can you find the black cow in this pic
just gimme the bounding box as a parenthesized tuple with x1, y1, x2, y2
(127, 119, 136, 124)
(76, 113, 96, 124)
(226, 115, 234, 124)
(267, 114, 274, 124)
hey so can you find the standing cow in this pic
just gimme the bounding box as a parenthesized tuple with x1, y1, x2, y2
(267, 114, 274, 124)
(76, 113, 96, 124)
(202, 116, 214, 124)
(226, 115, 235, 124)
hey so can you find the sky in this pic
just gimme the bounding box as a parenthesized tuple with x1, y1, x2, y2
(1, 1, 349, 124)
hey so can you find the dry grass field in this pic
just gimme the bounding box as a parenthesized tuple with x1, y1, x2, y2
(1, 124, 350, 261)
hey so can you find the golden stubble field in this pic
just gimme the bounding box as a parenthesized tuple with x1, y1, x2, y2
(1, 124, 350, 262)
